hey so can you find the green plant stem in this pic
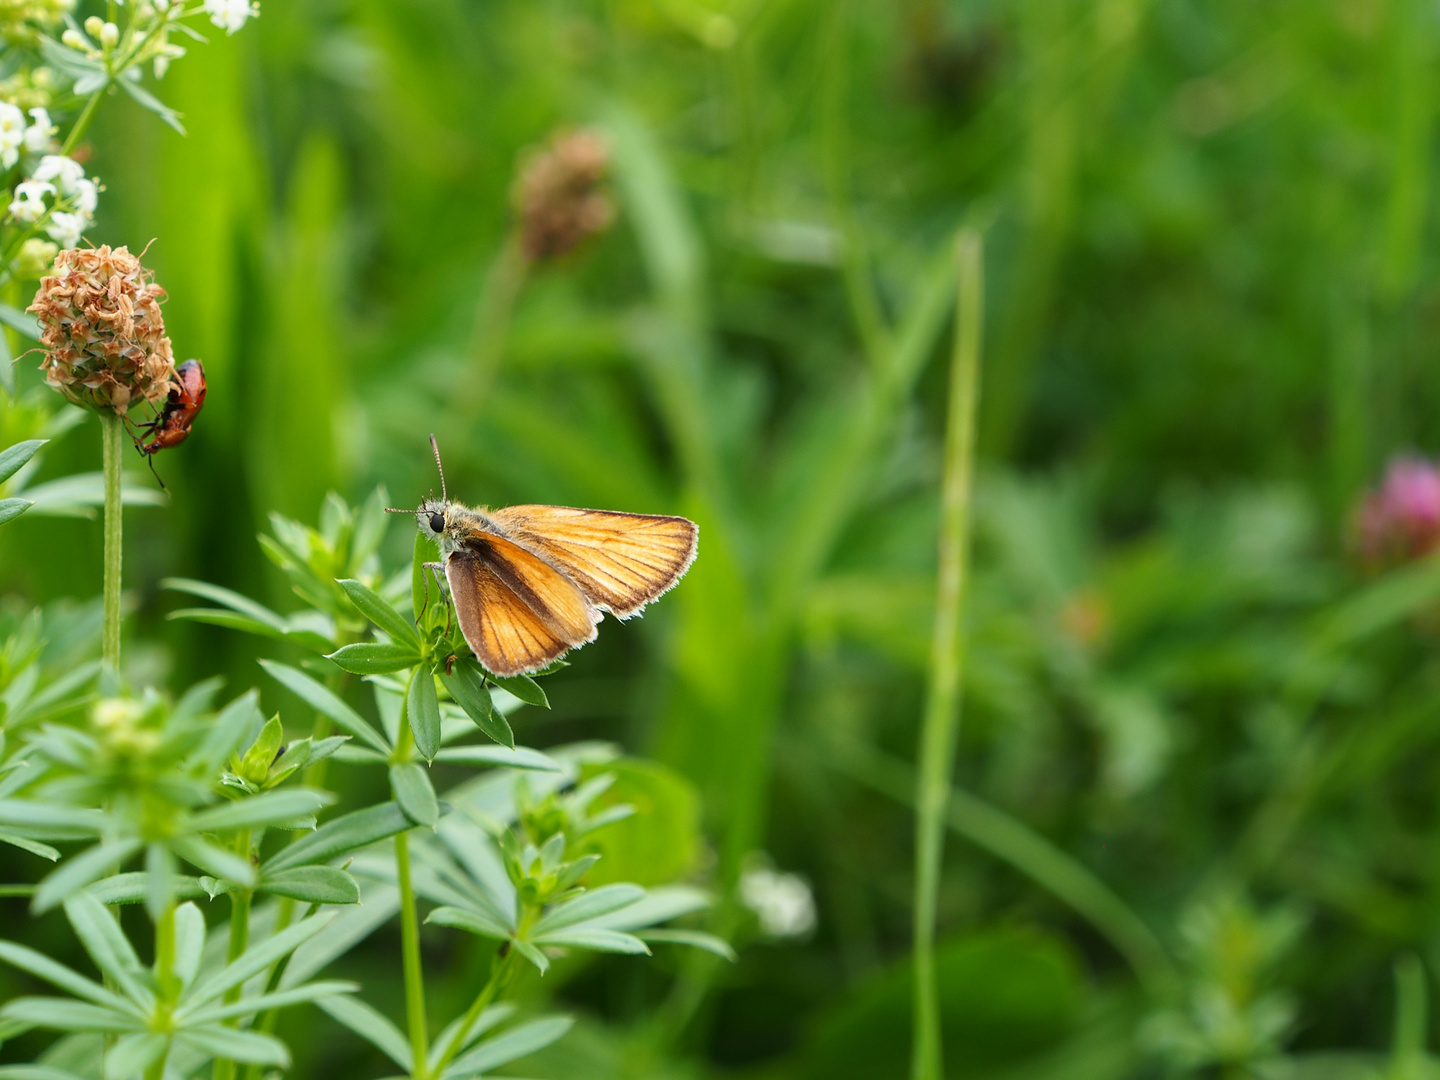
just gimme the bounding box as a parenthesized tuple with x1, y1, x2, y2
(211, 830, 253, 1080)
(827, 736, 1177, 998)
(145, 900, 177, 1080)
(396, 831, 429, 1080)
(61, 89, 104, 156)
(100, 412, 124, 675)
(429, 951, 516, 1079)
(911, 230, 984, 1080)
(394, 671, 430, 1079)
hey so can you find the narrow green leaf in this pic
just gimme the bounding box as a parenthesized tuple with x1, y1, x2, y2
(408, 670, 441, 761)
(33, 839, 142, 914)
(390, 763, 438, 828)
(102, 1032, 167, 1080)
(488, 672, 548, 708)
(114, 76, 185, 134)
(0, 440, 44, 485)
(188, 789, 332, 833)
(339, 579, 419, 648)
(179, 980, 356, 1025)
(327, 642, 421, 675)
(0, 832, 58, 861)
(0, 303, 41, 340)
(445, 1016, 574, 1078)
(433, 745, 558, 771)
(260, 660, 389, 754)
(169, 835, 255, 886)
(0, 998, 137, 1033)
(176, 1026, 288, 1067)
(532, 927, 651, 954)
(533, 884, 645, 934)
(0, 941, 134, 1014)
(425, 905, 510, 941)
(264, 802, 411, 873)
(173, 903, 205, 989)
(62, 893, 151, 1008)
(257, 866, 360, 905)
(0, 499, 33, 526)
(440, 665, 514, 748)
(317, 995, 411, 1071)
(636, 928, 736, 961)
(85, 873, 206, 907)
(186, 915, 333, 1009)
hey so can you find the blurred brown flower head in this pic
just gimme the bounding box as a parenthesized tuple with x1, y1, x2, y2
(513, 128, 615, 262)
(1353, 456, 1440, 565)
(28, 244, 176, 416)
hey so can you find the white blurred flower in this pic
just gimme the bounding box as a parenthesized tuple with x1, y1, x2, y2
(9, 180, 54, 223)
(98, 21, 119, 49)
(0, 103, 26, 169)
(34, 155, 84, 196)
(22, 109, 54, 154)
(73, 178, 98, 216)
(739, 863, 816, 939)
(46, 211, 87, 248)
(203, 0, 257, 34)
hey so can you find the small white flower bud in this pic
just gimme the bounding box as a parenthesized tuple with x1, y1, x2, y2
(99, 22, 119, 48)
(82, 15, 103, 37)
(61, 28, 87, 49)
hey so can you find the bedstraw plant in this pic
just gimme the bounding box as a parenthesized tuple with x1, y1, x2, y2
(0, 5, 727, 1079)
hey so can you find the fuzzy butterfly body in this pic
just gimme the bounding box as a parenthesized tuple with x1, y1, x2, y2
(416, 497, 698, 677)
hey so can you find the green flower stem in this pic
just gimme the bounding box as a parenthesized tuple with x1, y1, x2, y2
(911, 230, 984, 1080)
(395, 668, 430, 1079)
(60, 89, 105, 157)
(100, 412, 124, 674)
(212, 830, 253, 1080)
(429, 950, 516, 1079)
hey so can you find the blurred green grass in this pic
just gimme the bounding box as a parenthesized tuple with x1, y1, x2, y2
(9, 0, 1440, 1076)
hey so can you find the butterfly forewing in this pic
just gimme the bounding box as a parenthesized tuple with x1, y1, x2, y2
(488, 505, 698, 618)
(447, 533, 598, 676)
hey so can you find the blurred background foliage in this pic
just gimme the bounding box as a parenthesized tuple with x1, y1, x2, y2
(7, 0, 1440, 1076)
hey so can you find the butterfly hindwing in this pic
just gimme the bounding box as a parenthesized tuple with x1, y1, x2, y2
(446, 533, 598, 677)
(487, 505, 698, 618)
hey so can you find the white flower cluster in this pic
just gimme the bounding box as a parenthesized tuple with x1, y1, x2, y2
(202, 0, 257, 34)
(0, 105, 54, 169)
(8, 154, 100, 248)
(739, 862, 816, 940)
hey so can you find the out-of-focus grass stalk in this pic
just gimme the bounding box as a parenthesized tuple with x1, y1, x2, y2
(212, 828, 253, 1080)
(456, 232, 530, 418)
(146, 900, 177, 1080)
(830, 737, 1177, 997)
(101, 412, 123, 672)
(911, 230, 983, 1080)
(819, 0, 890, 371)
(1390, 954, 1427, 1079)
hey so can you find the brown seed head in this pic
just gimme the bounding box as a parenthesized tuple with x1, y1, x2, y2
(513, 127, 615, 263)
(28, 244, 177, 416)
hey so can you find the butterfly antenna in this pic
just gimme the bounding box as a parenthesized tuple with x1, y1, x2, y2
(430, 434, 447, 503)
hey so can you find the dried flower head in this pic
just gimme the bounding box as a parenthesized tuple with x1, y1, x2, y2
(28, 244, 177, 416)
(512, 127, 614, 263)
(1353, 456, 1440, 566)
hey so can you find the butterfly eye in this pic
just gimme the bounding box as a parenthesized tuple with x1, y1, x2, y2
(429, 512, 445, 533)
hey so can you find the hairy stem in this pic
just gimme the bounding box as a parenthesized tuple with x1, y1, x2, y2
(911, 230, 984, 1080)
(100, 412, 124, 675)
